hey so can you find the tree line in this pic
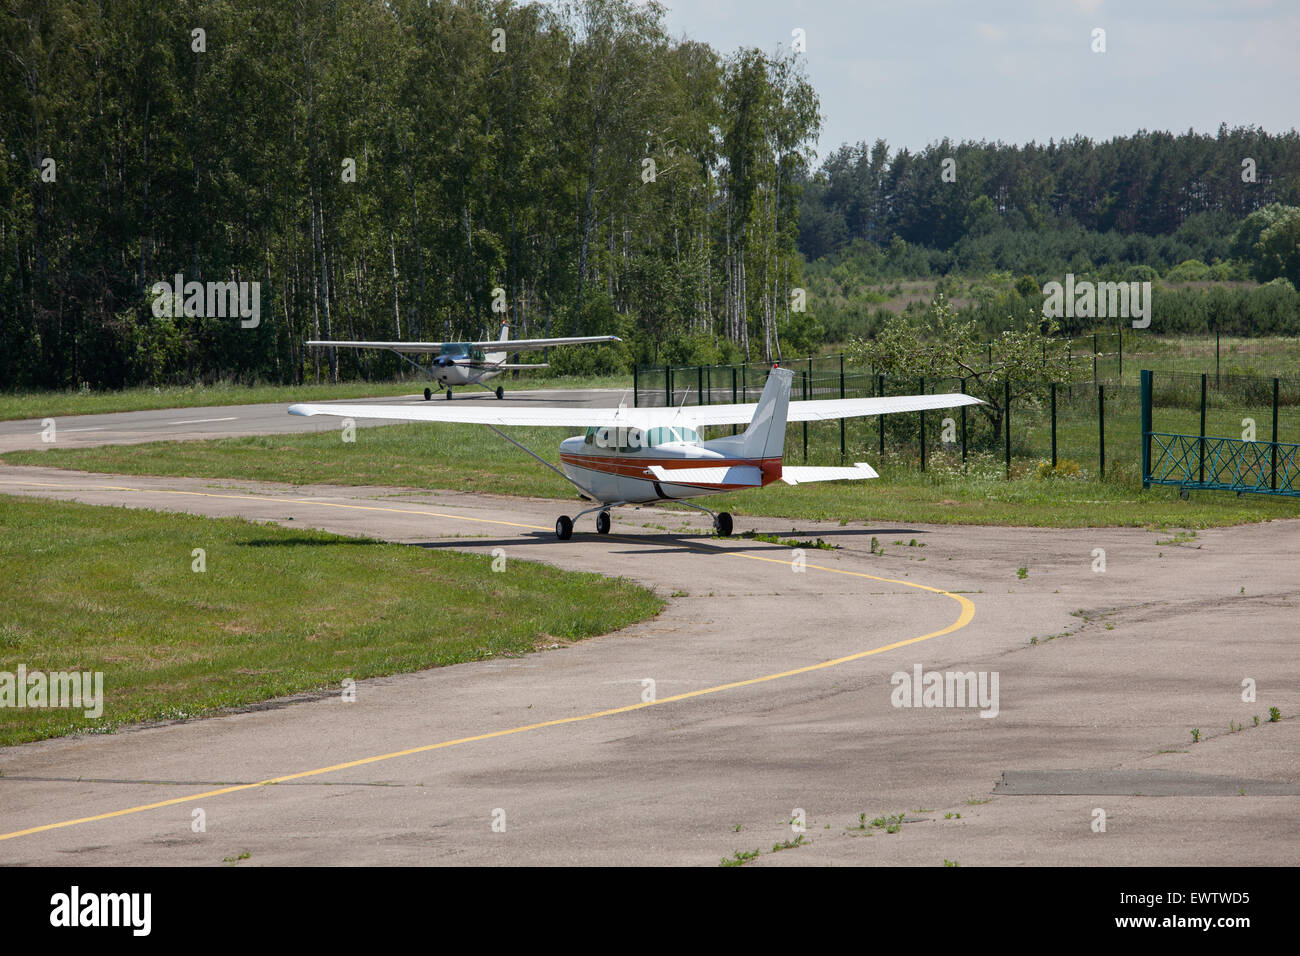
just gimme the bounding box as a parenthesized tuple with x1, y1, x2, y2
(0, 0, 819, 391)
(799, 127, 1300, 275)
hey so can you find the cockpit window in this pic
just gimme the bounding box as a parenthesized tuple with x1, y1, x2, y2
(646, 426, 699, 446)
(440, 343, 471, 358)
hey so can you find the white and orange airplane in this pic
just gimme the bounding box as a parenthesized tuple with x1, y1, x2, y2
(288, 367, 980, 539)
(307, 322, 620, 401)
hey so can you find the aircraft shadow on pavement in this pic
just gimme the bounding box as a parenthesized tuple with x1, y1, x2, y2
(409, 528, 919, 555)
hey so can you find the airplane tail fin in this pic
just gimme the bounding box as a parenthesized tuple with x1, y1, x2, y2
(741, 367, 793, 461)
(485, 321, 510, 364)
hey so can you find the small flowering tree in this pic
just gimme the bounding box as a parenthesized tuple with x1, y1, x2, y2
(846, 296, 1077, 437)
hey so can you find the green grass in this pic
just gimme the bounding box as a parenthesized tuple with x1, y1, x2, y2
(0, 495, 663, 746)
(0, 373, 634, 422)
(7, 419, 1296, 527)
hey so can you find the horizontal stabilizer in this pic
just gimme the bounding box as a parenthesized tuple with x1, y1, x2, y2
(646, 465, 762, 487)
(779, 462, 879, 485)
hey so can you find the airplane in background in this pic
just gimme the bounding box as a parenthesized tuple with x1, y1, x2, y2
(307, 322, 620, 401)
(289, 367, 982, 539)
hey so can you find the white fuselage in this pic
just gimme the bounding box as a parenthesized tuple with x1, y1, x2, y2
(558, 426, 780, 504)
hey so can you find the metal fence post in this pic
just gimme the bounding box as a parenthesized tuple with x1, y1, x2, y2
(1099, 384, 1106, 481)
(919, 376, 926, 472)
(731, 367, 738, 435)
(839, 355, 846, 464)
(802, 370, 809, 462)
(1140, 370, 1152, 489)
(1199, 373, 1207, 484)
(633, 365, 639, 407)
(1050, 382, 1057, 469)
(1272, 377, 1279, 491)
(878, 373, 885, 459)
(1004, 379, 1011, 478)
(697, 365, 703, 406)
(665, 365, 671, 407)
(960, 377, 968, 469)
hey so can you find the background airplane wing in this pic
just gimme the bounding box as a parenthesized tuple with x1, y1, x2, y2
(681, 393, 984, 427)
(469, 335, 620, 350)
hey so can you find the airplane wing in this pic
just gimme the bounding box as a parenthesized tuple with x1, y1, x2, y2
(307, 340, 448, 353)
(681, 393, 983, 427)
(287, 402, 654, 428)
(287, 391, 983, 430)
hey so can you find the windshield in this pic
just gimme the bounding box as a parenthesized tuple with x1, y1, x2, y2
(439, 343, 471, 358)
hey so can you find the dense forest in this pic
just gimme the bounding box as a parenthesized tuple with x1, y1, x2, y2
(799, 128, 1300, 276)
(0, 0, 818, 389)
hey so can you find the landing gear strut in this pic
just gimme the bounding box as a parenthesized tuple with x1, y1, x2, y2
(554, 501, 628, 541)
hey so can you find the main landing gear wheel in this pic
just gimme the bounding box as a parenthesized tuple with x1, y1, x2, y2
(495, 386, 505, 400)
(445, 388, 453, 400)
(714, 512, 733, 536)
(424, 387, 432, 401)
(555, 515, 574, 540)
(595, 511, 611, 535)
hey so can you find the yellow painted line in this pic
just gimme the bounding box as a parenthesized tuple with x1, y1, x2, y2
(0, 478, 552, 532)
(0, 476, 975, 843)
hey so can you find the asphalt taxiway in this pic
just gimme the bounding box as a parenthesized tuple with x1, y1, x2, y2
(1, 466, 1295, 865)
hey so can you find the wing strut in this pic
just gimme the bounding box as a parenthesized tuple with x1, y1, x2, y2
(482, 424, 594, 499)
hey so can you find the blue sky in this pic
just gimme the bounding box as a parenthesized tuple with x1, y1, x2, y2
(658, 0, 1300, 162)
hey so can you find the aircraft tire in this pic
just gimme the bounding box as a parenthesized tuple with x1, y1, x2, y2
(445, 389, 453, 400)
(595, 511, 611, 535)
(555, 515, 574, 540)
(715, 512, 733, 536)
(495, 386, 504, 400)
(424, 388, 432, 401)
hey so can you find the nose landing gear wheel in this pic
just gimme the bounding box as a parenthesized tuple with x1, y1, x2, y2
(595, 511, 611, 535)
(445, 389, 453, 400)
(555, 515, 574, 540)
(424, 387, 432, 401)
(495, 386, 505, 400)
(714, 512, 733, 536)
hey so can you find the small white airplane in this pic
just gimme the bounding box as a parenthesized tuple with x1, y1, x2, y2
(289, 367, 981, 539)
(307, 322, 620, 401)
